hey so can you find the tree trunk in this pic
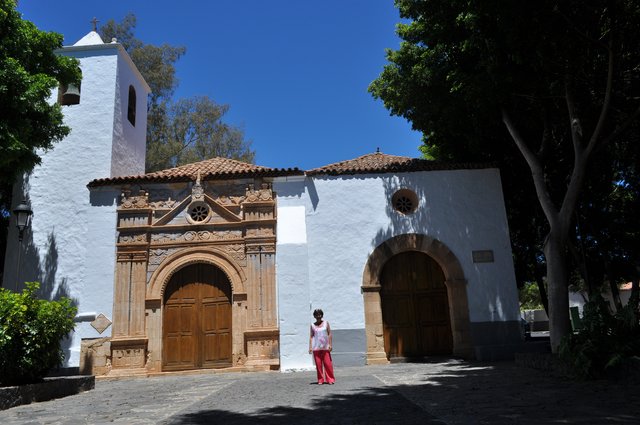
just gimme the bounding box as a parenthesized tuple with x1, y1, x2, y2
(544, 232, 572, 351)
(534, 266, 549, 315)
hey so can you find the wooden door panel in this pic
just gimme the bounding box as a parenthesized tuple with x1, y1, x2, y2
(163, 263, 232, 371)
(381, 251, 453, 359)
(382, 296, 412, 327)
(215, 304, 232, 331)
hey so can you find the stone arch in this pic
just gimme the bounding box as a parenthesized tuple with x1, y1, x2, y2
(147, 246, 246, 301)
(362, 233, 472, 363)
(145, 246, 247, 372)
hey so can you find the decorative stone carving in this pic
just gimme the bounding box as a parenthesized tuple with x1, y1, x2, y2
(226, 244, 246, 261)
(118, 233, 147, 244)
(112, 347, 146, 369)
(244, 329, 279, 366)
(148, 189, 183, 209)
(246, 244, 275, 254)
(91, 313, 112, 334)
(148, 248, 178, 266)
(191, 171, 204, 201)
(116, 251, 148, 262)
(151, 230, 242, 244)
(121, 190, 149, 209)
(246, 227, 274, 237)
(149, 198, 178, 209)
(245, 183, 273, 202)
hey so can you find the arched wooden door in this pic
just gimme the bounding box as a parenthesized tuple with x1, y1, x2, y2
(163, 263, 232, 371)
(381, 251, 453, 359)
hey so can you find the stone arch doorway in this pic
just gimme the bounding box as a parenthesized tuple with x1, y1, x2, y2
(380, 251, 452, 358)
(162, 263, 232, 371)
(362, 234, 472, 364)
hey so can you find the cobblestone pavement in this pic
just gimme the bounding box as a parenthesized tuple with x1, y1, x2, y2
(1, 359, 639, 424)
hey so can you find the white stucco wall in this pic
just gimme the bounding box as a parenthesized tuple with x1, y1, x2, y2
(111, 51, 149, 177)
(274, 168, 520, 370)
(2, 42, 148, 367)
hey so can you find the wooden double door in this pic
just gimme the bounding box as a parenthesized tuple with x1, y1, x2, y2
(163, 263, 232, 371)
(381, 251, 453, 359)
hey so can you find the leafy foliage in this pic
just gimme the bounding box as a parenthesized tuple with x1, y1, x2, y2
(370, 0, 640, 348)
(0, 0, 80, 291)
(100, 14, 254, 172)
(0, 0, 81, 187)
(0, 282, 77, 386)
(519, 282, 544, 311)
(147, 97, 254, 171)
(560, 294, 640, 379)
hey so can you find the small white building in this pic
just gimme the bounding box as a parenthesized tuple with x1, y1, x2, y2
(3, 31, 522, 376)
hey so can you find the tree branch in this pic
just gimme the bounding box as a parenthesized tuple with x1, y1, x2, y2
(586, 34, 615, 156)
(564, 78, 583, 154)
(502, 108, 559, 227)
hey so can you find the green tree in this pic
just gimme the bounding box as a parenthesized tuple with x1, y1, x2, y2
(370, 1, 640, 351)
(147, 96, 254, 171)
(100, 14, 254, 172)
(0, 0, 80, 286)
(0, 0, 81, 187)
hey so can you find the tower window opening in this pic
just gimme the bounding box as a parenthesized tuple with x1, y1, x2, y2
(127, 85, 136, 126)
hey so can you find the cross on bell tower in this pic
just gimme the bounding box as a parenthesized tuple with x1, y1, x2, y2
(90, 17, 99, 32)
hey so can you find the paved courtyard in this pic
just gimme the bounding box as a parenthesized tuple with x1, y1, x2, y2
(1, 359, 638, 424)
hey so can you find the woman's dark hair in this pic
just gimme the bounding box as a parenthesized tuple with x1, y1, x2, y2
(313, 309, 324, 317)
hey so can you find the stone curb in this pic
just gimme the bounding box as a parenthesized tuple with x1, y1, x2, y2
(0, 375, 95, 411)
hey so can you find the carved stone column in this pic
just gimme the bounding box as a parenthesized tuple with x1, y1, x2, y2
(362, 286, 389, 365)
(242, 183, 279, 368)
(110, 251, 149, 373)
(110, 190, 151, 374)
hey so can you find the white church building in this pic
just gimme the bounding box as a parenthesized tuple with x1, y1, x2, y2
(3, 31, 522, 376)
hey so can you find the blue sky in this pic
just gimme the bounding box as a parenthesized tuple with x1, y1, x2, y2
(18, 1, 422, 170)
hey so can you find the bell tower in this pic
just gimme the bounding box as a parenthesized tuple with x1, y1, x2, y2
(2, 29, 151, 369)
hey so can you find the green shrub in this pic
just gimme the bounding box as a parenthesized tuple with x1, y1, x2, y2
(559, 294, 640, 379)
(0, 282, 77, 386)
(519, 281, 544, 310)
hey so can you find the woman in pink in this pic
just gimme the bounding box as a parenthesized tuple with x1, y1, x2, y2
(308, 308, 335, 384)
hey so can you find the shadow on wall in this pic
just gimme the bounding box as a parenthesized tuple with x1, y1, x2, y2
(378, 172, 517, 323)
(372, 174, 432, 250)
(13, 194, 79, 362)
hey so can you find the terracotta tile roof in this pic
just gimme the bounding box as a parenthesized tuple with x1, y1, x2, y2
(306, 152, 494, 176)
(87, 157, 303, 187)
(88, 152, 494, 187)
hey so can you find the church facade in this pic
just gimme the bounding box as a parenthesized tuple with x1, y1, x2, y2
(3, 32, 522, 377)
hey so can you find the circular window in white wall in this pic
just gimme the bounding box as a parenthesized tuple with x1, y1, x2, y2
(186, 201, 211, 224)
(392, 189, 419, 215)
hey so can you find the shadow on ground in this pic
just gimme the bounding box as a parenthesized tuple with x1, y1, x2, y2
(166, 385, 443, 424)
(165, 361, 640, 425)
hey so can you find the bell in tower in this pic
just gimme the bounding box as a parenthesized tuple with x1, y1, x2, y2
(61, 83, 81, 105)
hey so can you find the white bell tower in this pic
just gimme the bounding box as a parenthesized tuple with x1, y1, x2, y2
(2, 29, 151, 369)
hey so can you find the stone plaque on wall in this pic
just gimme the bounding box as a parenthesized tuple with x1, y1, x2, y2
(472, 250, 495, 263)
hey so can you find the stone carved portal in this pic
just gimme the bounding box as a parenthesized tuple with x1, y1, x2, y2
(109, 178, 279, 375)
(362, 234, 472, 364)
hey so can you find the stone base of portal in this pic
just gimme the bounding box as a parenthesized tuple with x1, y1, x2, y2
(365, 351, 390, 365)
(244, 328, 280, 369)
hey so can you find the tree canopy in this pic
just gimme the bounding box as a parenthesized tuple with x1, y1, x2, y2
(0, 0, 81, 187)
(100, 14, 254, 172)
(370, 0, 640, 350)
